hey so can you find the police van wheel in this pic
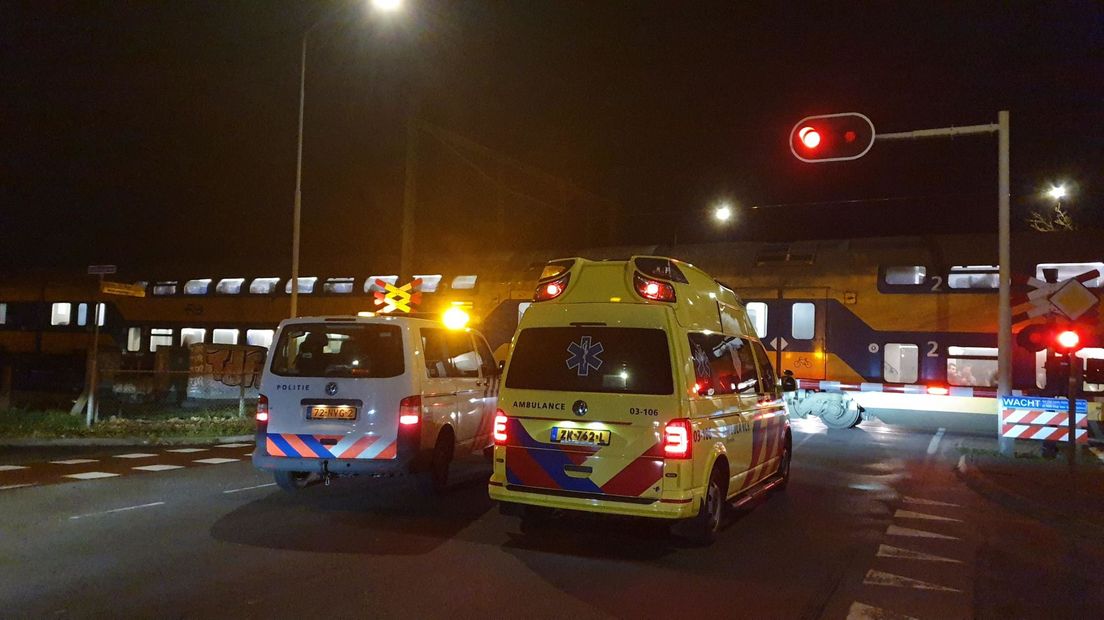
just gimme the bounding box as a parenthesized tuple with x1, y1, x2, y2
(274, 471, 313, 492)
(676, 468, 724, 545)
(416, 429, 454, 495)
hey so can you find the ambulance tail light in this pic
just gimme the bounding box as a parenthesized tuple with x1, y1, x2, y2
(663, 418, 692, 459)
(534, 273, 570, 302)
(255, 394, 269, 424)
(493, 411, 509, 445)
(398, 395, 421, 426)
(633, 272, 676, 302)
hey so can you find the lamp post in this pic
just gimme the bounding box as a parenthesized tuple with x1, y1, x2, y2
(290, 0, 404, 318)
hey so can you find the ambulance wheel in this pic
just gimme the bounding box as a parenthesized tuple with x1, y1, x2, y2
(775, 434, 792, 491)
(676, 467, 724, 545)
(274, 471, 313, 492)
(416, 429, 454, 495)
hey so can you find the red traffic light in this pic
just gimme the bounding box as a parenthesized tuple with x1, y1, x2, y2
(1056, 329, 1080, 351)
(790, 113, 876, 163)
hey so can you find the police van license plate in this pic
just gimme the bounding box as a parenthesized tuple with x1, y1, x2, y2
(550, 427, 611, 446)
(308, 405, 358, 420)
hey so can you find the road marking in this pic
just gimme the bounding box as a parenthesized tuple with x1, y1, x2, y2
(846, 601, 917, 620)
(69, 501, 165, 520)
(132, 464, 184, 472)
(902, 496, 960, 508)
(0, 465, 29, 471)
(50, 459, 99, 465)
(876, 544, 962, 563)
(164, 448, 208, 453)
(194, 458, 238, 465)
(926, 427, 946, 455)
(886, 525, 959, 540)
(223, 483, 277, 494)
(956, 455, 966, 472)
(64, 471, 121, 480)
(863, 569, 961, 592)
(1090, 447, 1104, 464)
(114, 453, 157, 459)
(1, 483, 36, 491)
(894, 509, 962, 522)
(216, 442, 252, 448)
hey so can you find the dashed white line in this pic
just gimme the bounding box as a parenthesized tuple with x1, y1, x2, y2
(0, 465, 29, 471)
(1, 483, 36, 491)
(846, 601, 917, 620)
(50, 459, 99, 465)
(194, 458, 238, 465)
(69, 501, 165, 521)
(886, 525, 960, 540)
(902, 496, 960, 508)
(64, 471, 121, 480)
(132, 464, 184, 472)
(164, 448, 208, 453)
(223, 483, 277, 494)
(876, 544, 962, 563)
(894, 509, 962, 522)
(926, 427, 946, 455)
(113, 453, 157, 459)
(863, 569, 961, 592)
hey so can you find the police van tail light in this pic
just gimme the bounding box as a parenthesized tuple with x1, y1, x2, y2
(399, 395, 421, 426)
(255, 394, 269, 424)
(534, 274, 570, 302)
(633, 272, 676, 302)
(493, 411, 509, 445)
(663, 418, 692, 459)
(926, 385, 949, 396)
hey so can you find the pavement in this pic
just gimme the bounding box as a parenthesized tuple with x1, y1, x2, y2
(1, 418, 1103, 618)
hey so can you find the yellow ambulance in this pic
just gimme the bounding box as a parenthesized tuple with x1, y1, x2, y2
(489, 256, 790, 543)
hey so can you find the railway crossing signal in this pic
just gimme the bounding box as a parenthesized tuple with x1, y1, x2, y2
(788, 113, 876, 162)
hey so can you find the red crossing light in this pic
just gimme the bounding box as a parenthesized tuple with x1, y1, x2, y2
(790, 113, 876, 162)
(1056, 329, 1081, 351)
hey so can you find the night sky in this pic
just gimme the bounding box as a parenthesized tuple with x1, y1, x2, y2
(3, 1, 1101, 277)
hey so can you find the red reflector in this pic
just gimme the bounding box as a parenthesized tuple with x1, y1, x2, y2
(926, 386, 949, 396)
(256, 394, 269, 423)
(493, 411, 508, 444)
(399, 395, 421, 426)
(664, 419, 692, 459)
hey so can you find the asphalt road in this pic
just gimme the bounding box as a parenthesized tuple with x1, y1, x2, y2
(2, 419, 1101, 619)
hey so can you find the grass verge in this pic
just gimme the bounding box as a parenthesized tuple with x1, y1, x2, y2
(0, 407, 253, 439)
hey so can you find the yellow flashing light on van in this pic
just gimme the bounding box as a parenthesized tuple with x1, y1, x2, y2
(491, 256, 791, 544)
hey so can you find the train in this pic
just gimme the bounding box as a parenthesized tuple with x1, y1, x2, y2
(1, 231, 1101, 433)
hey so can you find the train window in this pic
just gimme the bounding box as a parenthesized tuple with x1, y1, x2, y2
(745, 302, 768, 338)
(451, 275, 478, 290)
(75, 303, 106, 327)
(246, 329, 275, 349)
(180, 328, 206, 347)
(365, 275, 398, 293)
(215, 278, 245, 295)
(414, 274, 442, 293)
(1079, 348, 1104, 392)
(249, 277, 280, 294)
(284, 277, 317, 294)
(948, 265, 999, 289)
(791, 303, 815, 340)
(126, 327, 142, 352)
(1035, 262, 1104, 288)
(946, 346, 997, 387)
(50, 302, 72, 326)
(149, 328, 173, 352)
(884, 343, 919, 383)
(212, 328, 239, 345)
(323, 278, 355, 294)
(885, 266, 927, 286)
(153, 281, 178, 295)
(0, 303, 6, 325)
(184, 279, 212, 295)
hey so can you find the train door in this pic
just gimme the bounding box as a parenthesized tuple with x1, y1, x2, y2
(736, 287, 828, 381)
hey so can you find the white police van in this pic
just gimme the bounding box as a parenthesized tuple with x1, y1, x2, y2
(252, 313, 500, 493)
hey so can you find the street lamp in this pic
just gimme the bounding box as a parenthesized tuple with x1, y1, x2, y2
(290, 0, 404, 318)
(1046, 184, 1067, 201)
(713, 202, 734, 223)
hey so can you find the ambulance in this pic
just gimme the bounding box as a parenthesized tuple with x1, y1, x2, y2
(489, 257, 790, 543)
(253, 311, 500, 494)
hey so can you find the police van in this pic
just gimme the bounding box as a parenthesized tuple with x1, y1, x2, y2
(489, 257, 790, 543)
(253, 312, 500, 493)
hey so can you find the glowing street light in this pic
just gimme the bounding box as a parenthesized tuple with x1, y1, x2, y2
(1047, 185, 1067, 201)
(713, 202, 733, 223)
(371, 0, 403, 12)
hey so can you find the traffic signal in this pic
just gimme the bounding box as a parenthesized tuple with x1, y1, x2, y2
(790, 113, 876, 163)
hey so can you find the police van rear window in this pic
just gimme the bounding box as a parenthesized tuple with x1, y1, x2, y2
(506, 327, 673, 395)
(271, 324, 404, 378)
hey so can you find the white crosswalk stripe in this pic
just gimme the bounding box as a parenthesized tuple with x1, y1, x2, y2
(886, 524, 960, 540)
(113, 453, 157, 459)
(893, 509, 961, 522)
(50, 459, 99, 465)
(215, 443, 252, 448)
(132, 464, 184, 472)
(164, 448, 208, 453)
(193, 458, 238, 465)
(876, 544, 962, 563)
(863, 570, 961, 592)
(0, 465, 28, 471)
(64, 471, 120, 480)
(902, 496, 960, 508)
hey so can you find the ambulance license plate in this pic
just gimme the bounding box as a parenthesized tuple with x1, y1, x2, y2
(550, 427, 610, 446)
(308, 405, 358, 420)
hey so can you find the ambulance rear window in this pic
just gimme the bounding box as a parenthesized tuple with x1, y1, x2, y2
(270, 324, 404, 378)
(506, 327, 673, 395)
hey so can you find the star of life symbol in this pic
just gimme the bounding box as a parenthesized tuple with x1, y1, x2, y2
(566, 336, 604, 377)
(692, 343, 711, 379)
